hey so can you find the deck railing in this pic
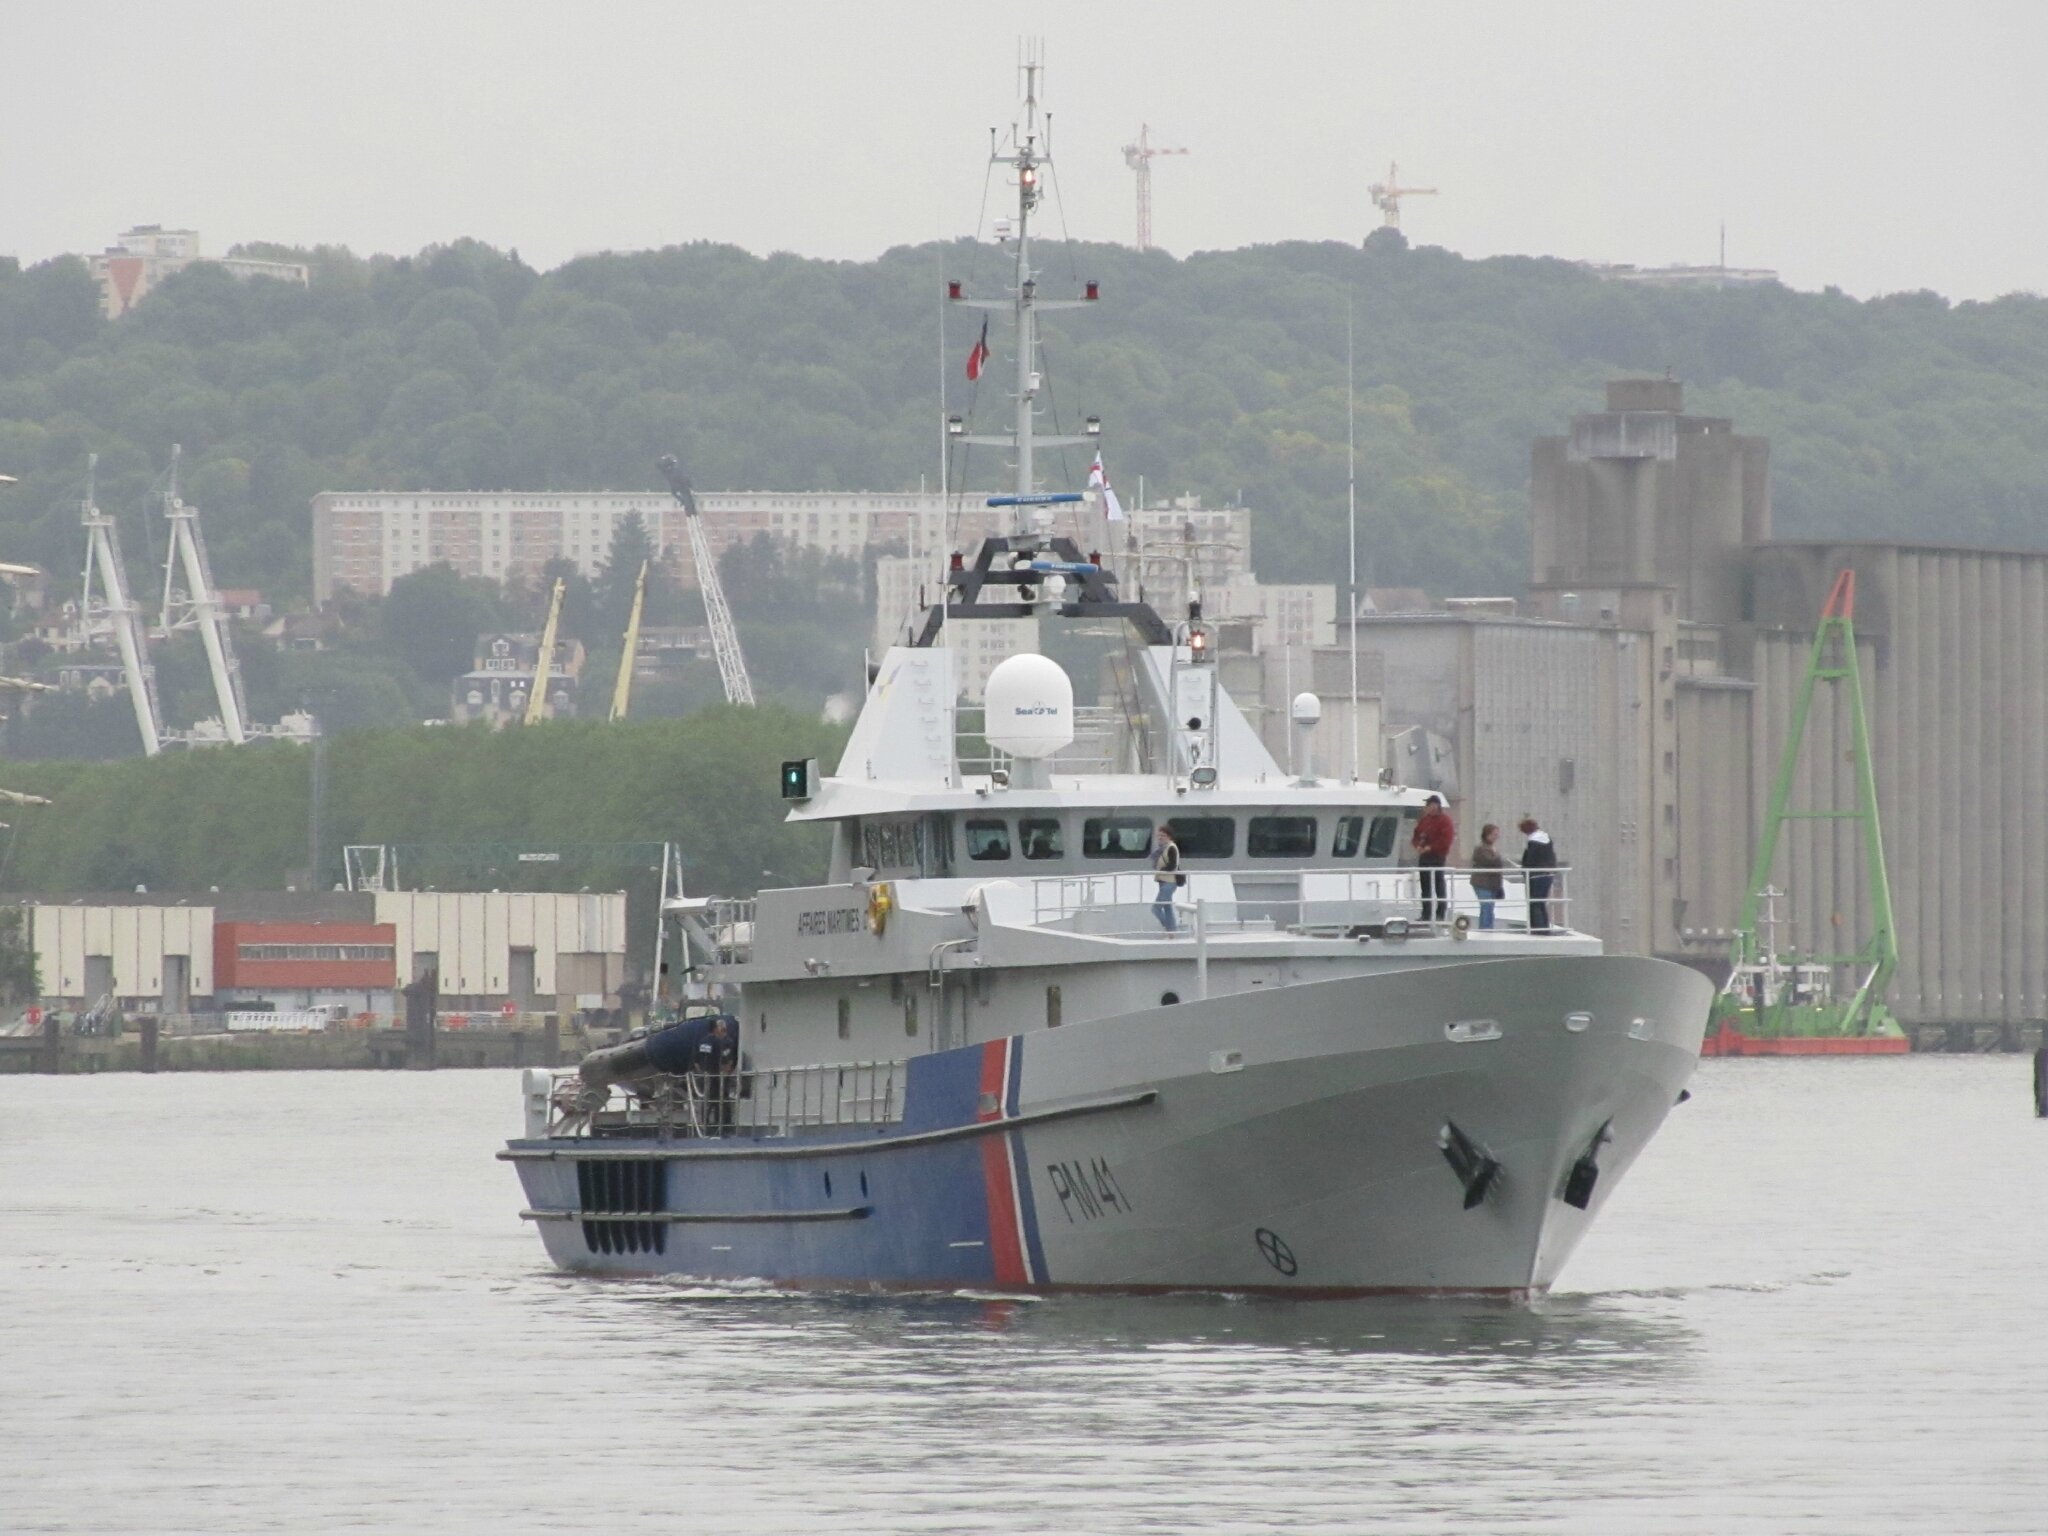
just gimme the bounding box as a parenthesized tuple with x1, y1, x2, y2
(1023, 864, 1573, 941)
(536, 1057, 907, 1140)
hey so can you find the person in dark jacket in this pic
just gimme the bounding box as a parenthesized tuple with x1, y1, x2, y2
(1519, 817, 1559, 932)
(1470, 823, 1507, 930)
(692, 1014, 740, 1131)
(1151, 826, 1183, 932)
(1413, 795, 1455, 924)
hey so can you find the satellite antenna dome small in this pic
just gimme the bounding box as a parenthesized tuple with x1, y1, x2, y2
(982, 653, 1075, 759)
(1291, 692, 1322, 726)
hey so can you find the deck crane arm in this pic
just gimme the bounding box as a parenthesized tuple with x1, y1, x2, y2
(657, 455, 754, 707)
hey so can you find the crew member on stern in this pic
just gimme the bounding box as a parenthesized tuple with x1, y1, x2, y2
(1413, 795, 1455, 925)
(693, 1014, 740, 1131)
(1151, 825, 1183, 932)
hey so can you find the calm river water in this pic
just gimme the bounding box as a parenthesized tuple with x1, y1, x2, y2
(2, 1058, 2043, 1533)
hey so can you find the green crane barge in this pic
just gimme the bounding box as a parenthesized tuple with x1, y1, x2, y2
(1705, 569, 1907, 1055)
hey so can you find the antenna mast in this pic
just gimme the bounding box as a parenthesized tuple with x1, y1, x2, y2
(948, 45, 1101, 536)
(1346, 302, 1360, 781)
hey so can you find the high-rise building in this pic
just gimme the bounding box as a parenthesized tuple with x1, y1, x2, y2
(87, 227, 310, 319)
(311, 489, 951, 604)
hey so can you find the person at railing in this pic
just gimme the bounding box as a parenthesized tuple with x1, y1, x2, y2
(1470, 823, 1506, 930)
(1413, 795, 1455, 924)
(1151, 825, 1183, 932)
(1519, 817, 1559, 933)
(690, 1014, 741, 1133)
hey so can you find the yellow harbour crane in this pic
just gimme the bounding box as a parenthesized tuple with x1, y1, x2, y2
(609, 560, 649, 722)
(523, 577, 566, 726)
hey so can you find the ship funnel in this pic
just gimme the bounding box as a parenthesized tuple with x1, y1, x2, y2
(983, 654, 1074, 788)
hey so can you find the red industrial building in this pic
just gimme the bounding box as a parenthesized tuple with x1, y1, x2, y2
(213, 921, 399, 1015)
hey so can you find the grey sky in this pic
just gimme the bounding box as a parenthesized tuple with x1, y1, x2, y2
(5, 1, 2041, 300)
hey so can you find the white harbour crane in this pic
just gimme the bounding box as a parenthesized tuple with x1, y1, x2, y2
(657, 456, 754, 707)
(157, 445, 249, 744)
(80, 453, 166, 755)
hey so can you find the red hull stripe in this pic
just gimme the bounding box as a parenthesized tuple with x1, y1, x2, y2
(1702, 1024, 1911, 1057)
(977, 1039, 1032, 1285)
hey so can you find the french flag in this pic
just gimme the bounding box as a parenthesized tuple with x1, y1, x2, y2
(966, 319, 992, 381)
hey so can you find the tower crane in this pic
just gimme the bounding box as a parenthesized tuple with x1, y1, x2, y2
(1367, 161, 1437, 232)
(657, 456, 754, 707)
(1122, 124, 1188, 252)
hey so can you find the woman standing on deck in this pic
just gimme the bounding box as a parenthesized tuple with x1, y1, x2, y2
(1470, 823, 1506, 930)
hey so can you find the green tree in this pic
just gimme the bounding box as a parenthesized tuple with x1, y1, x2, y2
(595, 513, 657, 637)
(0, 908, 39, 1005)
(379, 563, 501, 700)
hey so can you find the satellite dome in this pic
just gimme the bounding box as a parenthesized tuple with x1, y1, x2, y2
(983, 653, 1075, 759)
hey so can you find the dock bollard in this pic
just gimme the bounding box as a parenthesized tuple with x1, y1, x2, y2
(140, 1015, 159, 1074)
(40, 1011, 60, 1074)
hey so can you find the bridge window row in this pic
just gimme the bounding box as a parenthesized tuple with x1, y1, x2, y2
(962, 811, 1410, 864)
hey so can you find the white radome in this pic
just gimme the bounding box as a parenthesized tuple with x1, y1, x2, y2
(983, 653, 1075, 759)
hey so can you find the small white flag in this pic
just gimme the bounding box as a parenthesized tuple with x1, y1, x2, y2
(1088, 452, 1125, 522)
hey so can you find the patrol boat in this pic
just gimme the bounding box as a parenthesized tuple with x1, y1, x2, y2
(501, 72, 1712, 1297)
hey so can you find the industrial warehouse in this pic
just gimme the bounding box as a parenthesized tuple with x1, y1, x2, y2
(20, 889, 627, 1023)
(1350, 378, 2048, 1047)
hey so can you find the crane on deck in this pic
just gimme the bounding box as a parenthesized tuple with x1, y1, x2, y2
(1367, 161, 1437, 232)
(609, 560, 649, 722)
(658, 455, 754, 706)
(524, 577, 566, 726)
(1122, 124, 1188, 253)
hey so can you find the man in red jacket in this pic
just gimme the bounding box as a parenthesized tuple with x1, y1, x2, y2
(1413, 794, 1455, 925)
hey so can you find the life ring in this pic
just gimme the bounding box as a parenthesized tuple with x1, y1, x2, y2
(867, 881, 894, 936)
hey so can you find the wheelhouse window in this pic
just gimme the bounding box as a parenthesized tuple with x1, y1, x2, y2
(1083, 816, 1154, 859)
(1333, 815, 1365, 858)
(860, 814, 951, 875)
(965, 818, 1011, 861)
(1166, 816, 1235, 859)
(1364, 814, 1401, 859)
(1019, 817, 1064, 860)
(1247, 815, 1317, 858)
